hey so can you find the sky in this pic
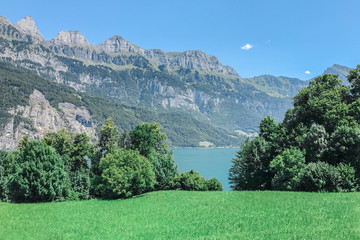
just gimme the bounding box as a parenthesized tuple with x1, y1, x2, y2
(1, 0, 360, 79)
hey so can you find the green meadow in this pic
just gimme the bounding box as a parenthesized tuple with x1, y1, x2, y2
(1, 191, 359, 239)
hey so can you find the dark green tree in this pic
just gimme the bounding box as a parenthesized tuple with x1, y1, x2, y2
(148, 149, 178, 190)
(229, 137, 270, 190)
(7, 141, 71, 202)
(303, 124, 328, 163)
(348, 64, 360, 97)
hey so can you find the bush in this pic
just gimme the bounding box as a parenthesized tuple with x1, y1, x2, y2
(7, 141, 71, 202)
(337, 163, 358, 192)
(270, 148, 305, 191)
(206, 178, 223, 191)
(173, 170, 208, 191)
(298, 162, 341, 192)
(99, 148, 156, 199)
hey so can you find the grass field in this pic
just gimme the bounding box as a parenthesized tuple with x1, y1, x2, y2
(0, 191, 359, 239)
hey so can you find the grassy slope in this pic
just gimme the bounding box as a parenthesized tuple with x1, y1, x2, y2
(0, 191, 359, 239)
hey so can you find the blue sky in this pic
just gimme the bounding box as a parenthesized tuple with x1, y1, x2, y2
(1, 0, 359, 79)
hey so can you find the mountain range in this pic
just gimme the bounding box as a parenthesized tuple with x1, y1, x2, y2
(0, 15, 352, 149)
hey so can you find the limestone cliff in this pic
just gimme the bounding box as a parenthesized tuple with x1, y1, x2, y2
(0, 90, 95, 150)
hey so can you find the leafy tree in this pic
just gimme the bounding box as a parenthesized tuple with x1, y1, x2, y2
(43, 129, 74, 156)
(130, 122, 167, 157)
(7, 141, 71, 202)
(206, 178, 223, 191)
(69, 133, 93, 200)
(298, 162, 341, 192)
(148, 149, 178, 190)
(325, 125, 360, 172)
(270, 148, 305, 190)
(98, 117, 119, 154)
(303, 124, 328, 163)
(173, 170, 208, 191)
(92, 117, 119, 176)
(99, 148, 155, 199)
(229, 137, 270, 190)
(348, 64, 360, 97)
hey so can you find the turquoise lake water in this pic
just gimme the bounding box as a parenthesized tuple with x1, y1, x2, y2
(173, 148, 239, 191)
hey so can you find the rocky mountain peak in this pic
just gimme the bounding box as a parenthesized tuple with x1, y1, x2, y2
(15, 16, 44, 43)
(0, 15, 11, 25)
(97, 35, 139, 53)
(50, 30, 92, 48)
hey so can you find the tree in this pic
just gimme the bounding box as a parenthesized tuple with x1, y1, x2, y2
(148, 149, 178, 190)
(43, 129, 73, 156)
(99, 148, 155, 199)
(325, 125, 360, 172)
(130, 122, 167, 157)
(229, 137, 270, 190)
(298, 162, 341, 192)
(303, 124, 328, 163)
(0, 150, 14, 201)
(69, 133, 93, 200)
(92, 117, 119, 176)
(270, 148, 305, 191)
(7, 141, 71, 202)
(348, 64, 360, 97)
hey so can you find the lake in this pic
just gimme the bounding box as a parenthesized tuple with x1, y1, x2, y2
(173, 148, 239, 191)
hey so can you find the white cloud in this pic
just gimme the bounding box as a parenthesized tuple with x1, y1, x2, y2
(241, 44, 253, 50)
(305, 71, 311, 74)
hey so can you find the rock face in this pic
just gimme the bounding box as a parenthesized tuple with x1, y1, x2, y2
(0, 90, 95, 150)
(15, 16, 44, 43)
(48, 31, 93, 48)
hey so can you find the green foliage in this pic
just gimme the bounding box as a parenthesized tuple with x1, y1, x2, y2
(7, 141, 71, 202)
(348, 64, 360, 97)
(43, 130, 93, 200)
(0, 150, 14, 201)
(270, 148, 305, 190)
(130, 122, 167, 157)
(148, 149, 178, 190)
(229, 137, 271, 190)
(337, 163, 358, 192)
(298, 162, 342, 192)
(206, 178, 223, 191)
(173, 170, 208, 191)
(325, 125, 360, 169)
(99, 148, 156, 199)
(303, 124, 328, 162)
(231, 72, 360, 192)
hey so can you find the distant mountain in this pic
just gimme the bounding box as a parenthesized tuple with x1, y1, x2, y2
(322, 64, 352, 85)
(0, 15, 349, 148)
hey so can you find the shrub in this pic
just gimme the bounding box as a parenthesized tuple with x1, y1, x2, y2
(270, 148, 305, 191)
(298, 162, 341, 192)
(337, 163, 358, 192)
(7, 141, 71, 202)
(206, 178, 223, 191)
(173, 170, 208, 191)
(99, 148, 156, 199)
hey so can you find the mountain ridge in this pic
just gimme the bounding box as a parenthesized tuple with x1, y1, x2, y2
(0, 15, 352, 148)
